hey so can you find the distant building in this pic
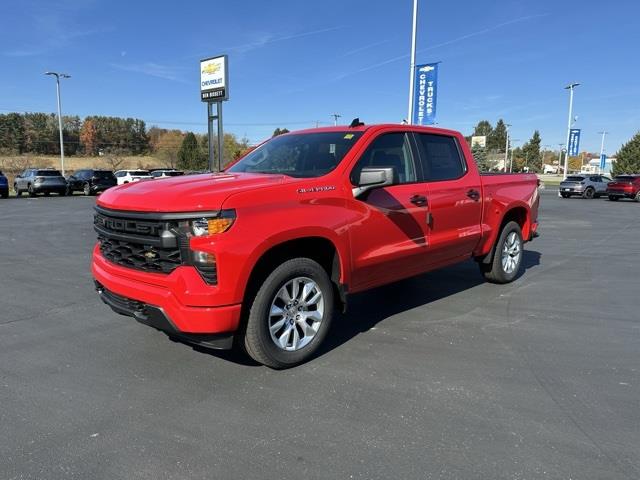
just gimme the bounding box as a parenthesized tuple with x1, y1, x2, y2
(581, 157, 616, 174)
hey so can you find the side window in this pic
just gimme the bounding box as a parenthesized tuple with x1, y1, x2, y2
(416, 134, 466, 181)
(590, 176, 599, 182)
(351, 133, 417, 185)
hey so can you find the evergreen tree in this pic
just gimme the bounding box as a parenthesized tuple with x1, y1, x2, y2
(611, 131, 640, 176)
(488, 119, 508, 152)
(272, 128, 290, 137)
(472, 120, 493, 137)
(471, 144, 494, 172)
(521, 130, 542, 172)
(177, 132, 204, 170)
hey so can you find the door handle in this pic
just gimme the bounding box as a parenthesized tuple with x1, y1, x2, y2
(410, 194, 428, 207)
(466, 189, 480, 201)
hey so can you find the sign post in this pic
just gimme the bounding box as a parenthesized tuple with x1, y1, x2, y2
(200, 55, 228, 172)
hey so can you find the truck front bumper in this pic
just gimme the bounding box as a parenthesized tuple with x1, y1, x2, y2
(92, 246, 241, 346)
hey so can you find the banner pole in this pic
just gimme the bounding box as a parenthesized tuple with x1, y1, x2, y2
(407, 0, 418, 124)
(207, 102, 215, 171)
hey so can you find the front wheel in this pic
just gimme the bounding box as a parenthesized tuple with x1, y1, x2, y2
(28, 184, 36, 197)
(582, 187, 595, 199)
(635, 192, 640, 203)
(14, 185, 21, 197)
(243, 258, 334, 369)
(83, 183, 92, 196)
(480, 221, 523, 284)
(560, 193, 570, 198)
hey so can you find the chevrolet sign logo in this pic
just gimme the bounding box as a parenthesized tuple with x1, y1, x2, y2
(201, 63, 220, 75)
(144, 251, 157, 260)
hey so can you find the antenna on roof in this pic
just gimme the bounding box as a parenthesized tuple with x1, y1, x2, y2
(349, 118, 365, 128)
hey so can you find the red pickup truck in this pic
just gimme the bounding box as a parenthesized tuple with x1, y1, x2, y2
(93, 124, 539, 368)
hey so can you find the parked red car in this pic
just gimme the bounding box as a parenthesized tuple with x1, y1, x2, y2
(92, 124, 540, 368)
(607, 174, 640, 201)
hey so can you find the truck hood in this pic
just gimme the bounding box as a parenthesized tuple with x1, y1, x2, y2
(97, 172, 288, 212)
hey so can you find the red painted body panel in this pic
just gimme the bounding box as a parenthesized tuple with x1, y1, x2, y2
(93, 124, 540, 335)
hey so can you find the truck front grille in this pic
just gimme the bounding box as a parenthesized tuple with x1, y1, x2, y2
(98, 236, 182, 273)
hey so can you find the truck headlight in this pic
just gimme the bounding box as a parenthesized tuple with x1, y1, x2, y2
(189, 210, 235, 237)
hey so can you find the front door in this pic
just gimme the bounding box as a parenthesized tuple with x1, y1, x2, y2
(347, 131, 431, 292)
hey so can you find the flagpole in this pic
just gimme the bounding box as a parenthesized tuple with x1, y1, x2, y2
(407, 0, 418, 124)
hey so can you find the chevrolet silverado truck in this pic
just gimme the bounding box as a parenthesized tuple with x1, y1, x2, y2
(92, 123, 540, 368)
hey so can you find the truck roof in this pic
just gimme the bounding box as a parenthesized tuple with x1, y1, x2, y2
(290, 124, 462, 137)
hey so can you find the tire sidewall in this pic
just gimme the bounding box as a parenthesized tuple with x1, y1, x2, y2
(245, 258, 334, 368)
(493, 221, 523, 283)
(583, 187, 594, 199)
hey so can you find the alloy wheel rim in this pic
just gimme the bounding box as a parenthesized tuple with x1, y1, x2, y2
(502, 232, 522, 274)
(268, 276, 324, 351)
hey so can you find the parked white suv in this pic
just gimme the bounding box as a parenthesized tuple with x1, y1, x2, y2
(114, 170, 152, 185)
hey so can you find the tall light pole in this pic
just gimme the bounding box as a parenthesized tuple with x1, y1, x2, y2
(45, 71, 71, 176)
(330, 113, 342, 126)
(598, 130, 608, 174)
(407, 0, 419, 124)
(562, 82, 580, 179)
(504, 123, 511, 172)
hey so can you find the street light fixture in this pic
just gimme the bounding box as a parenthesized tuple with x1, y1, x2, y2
(562, 82, 580, 179)
(44, 71, 71, 176)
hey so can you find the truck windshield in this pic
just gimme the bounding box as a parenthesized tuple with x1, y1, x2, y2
(228, 131, 363, 178)
(36, 170, 62, 176)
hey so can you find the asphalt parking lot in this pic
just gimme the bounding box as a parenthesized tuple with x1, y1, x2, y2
(1, 190, 638, 480)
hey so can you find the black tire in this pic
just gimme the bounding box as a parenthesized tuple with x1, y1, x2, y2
(608, 195, 619, 201)
(560, 193, 570, 198)
(243, 258, 334, 369)
(43, 191, 50, 196)
(0, 191, 7, 199)
(582, 187, 595, 199)
(28, 184, 36, 197)
(14, 184, 21, 197)
(480, 221, 524, 284)
(83, 183, 92, 196)
(65, 186, 72, 196)
(635, 192, 640, 203)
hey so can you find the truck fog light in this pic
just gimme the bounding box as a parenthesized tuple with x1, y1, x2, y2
(191, 250, 217, 285)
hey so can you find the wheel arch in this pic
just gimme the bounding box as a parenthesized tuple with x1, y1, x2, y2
(241, 235, 347, 315)
(478, 204, 530, 265)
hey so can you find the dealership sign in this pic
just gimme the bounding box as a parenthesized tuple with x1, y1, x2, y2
(412, 63, 438, 125)
(200, 55, 228, 102)
(600, 154, 607, 170)
(568, 128, 581, 156)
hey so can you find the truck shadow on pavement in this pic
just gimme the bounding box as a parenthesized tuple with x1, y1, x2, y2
(194, 250, 541, 367)
(317, 249, 542, 360)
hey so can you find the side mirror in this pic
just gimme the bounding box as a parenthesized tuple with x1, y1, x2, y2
(16, 175, 22, 179)
(352, 167, 395, 198)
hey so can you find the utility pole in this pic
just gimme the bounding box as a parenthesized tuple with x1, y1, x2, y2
(330, 113, 341, 126)
(563, 83, 580, 179)
(557, 143, 564, 175)
(509, 139, 520, 173)
(504, 124, 511, 172)
(44, 71, 71, 176)
(407, 0, 419, 124)
(598, 130, 608, 174)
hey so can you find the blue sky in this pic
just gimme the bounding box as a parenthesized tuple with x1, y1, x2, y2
(1, 0, 638, 153)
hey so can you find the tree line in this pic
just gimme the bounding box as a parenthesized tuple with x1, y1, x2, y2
(0, 112, 253, 171)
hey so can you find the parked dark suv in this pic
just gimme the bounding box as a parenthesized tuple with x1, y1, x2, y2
(67, 169, 117, 196)
(14, 169, 67, 196)
(0, 170, 8, 198)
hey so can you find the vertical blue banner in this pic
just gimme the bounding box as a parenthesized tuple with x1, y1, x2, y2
(413, 63, 438, 125)
(600, 154, 607, 170)
(568, 129, 581, 156)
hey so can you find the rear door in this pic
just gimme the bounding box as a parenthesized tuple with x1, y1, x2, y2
(347, 131, 431, 291)
(413, 132, 483, 265)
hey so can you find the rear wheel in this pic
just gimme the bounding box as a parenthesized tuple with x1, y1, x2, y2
(83, 182, 92, 196)
(28, 184, 36, 197)
(608, 195, 619, 201)
(582, 187, 595, 199)
(243, 258, 334, 369)
(635, 192, 640, 203)
(480, 221, 523, 284)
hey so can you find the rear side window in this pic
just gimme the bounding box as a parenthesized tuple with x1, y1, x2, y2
(416, 134, 466, 181)
(132, 171, 149, 176)
(93, 170, 114, 179)
(36, 170, 62, 176)
(351, 133, 417, 185)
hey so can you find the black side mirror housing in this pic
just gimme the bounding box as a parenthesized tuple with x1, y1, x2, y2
(352, 167, 395, 198)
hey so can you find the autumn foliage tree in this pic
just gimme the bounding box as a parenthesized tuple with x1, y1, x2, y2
(80, 118, 98, 155)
